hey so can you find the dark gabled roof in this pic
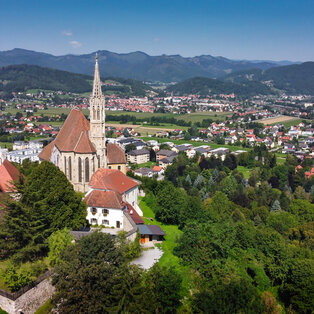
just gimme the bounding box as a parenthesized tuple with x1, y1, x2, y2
(128, 149, 149, 156)
(157, 149, 177, 157)
(137, 224, 165, 236)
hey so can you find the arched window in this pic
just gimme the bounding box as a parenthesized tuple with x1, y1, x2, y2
(93, 108, 96, 120)
(98, 156, 100, 169)
(69, 156, 72, 180)
(85, 157, 89, 182)
(92, 157, 95, 173)
(97, 108, 100, 120)
(78, 157, 82, 182)
(64, 156, 67, 177)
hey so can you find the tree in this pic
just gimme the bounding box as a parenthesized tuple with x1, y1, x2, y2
(125, 143, 136, 153)
(144, 264, 182, 313)
(47, 228, 74, 266)
(53, 232, 136, 313)
(155, 182, 187, 224)
(0, 161, 86, 262)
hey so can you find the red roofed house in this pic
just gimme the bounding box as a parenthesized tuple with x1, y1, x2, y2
(0, 159, 20, 193)
(38, 56, 127, 192)
(84, 168, 143, 240)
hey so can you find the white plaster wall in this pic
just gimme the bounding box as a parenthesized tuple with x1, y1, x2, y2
(86, 206, 124, 228)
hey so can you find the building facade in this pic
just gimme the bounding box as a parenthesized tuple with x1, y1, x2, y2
(39, 55, 126, 192)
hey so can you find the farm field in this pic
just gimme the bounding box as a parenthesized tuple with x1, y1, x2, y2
(3, 107, 231, 123)
(106, 110, 232, 123)
(259, 115, 301, 126)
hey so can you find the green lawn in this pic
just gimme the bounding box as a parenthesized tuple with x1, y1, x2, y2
(130, 161, 157, 170)
(237, 166, 253, 179)
(0, 142, 12, 149)
(139, 198, 191, 292)
(34, 299, 53, 314)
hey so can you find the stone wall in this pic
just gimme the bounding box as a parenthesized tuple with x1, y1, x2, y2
(0, 272, 55, 314)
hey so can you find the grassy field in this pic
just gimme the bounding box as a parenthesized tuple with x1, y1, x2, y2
(106, 110, 231, 123)
(139, 198, 191, 293)
(237, 166, 253, 179)
(4, 107, 231, 123)
(34, 299, 53, 314)
(0, 142, 12, 149)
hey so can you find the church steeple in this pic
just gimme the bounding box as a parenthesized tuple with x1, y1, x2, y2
(92, 53, 103, 99)
(89, 53, 106, 169)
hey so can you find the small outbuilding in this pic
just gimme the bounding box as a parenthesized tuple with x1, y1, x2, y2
(138, 225, 165, 243)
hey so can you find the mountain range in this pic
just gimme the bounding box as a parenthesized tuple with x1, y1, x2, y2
(0, 64, 152, 97)
(0, 48, 298, 83)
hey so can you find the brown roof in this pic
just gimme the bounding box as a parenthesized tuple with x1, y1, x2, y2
(38, 109, 96, 160)
(38, 140, 55, 161)
(126, 203, 144, 224)
(85, 190, 124, 209)
(89, 168, 138, 194)
(107, 143, 126, 164)
(0, 160, 20, 192)
(74, 131, 96, 153)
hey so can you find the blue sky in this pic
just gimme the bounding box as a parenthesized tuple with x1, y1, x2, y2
(0, 0, 313, 61)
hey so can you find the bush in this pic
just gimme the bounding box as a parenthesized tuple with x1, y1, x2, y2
(4, 266, 33, 292)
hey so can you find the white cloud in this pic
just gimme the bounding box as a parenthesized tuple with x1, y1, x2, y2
(62, 30, 73, 36)
(69, 41, 82, 48)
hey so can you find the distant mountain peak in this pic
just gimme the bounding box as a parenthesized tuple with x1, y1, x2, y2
(0, 48, 301, 82)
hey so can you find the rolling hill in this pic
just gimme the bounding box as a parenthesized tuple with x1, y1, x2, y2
(223, 62, 314, 95)
(0, 64, 152, 97)
(166, 76, 273, 97)
(0, 48, 285, 83)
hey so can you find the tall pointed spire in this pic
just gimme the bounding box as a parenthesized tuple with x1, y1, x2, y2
(92, 53, 103, 98)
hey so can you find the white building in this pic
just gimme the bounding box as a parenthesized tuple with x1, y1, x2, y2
(85, 168, 143, 235)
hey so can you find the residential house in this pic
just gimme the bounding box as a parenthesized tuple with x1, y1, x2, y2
(127, 149, 150, 164)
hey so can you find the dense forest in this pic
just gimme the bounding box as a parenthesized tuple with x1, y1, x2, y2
(0, 64, 152, 97)
(223, 62, 314, 95)
(0, 149, 313, 312)
(166, 76, 274, 97)
(132, 147, 314, 313)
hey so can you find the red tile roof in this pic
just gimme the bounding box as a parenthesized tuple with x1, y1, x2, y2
(0, 160, 20, 192)
(89, 168, 138, 194)
(107, 143, 126, 164)
(38, 140, 55, 161)
(126, 203, 144, 224)
(38, 109, 96, 160)
(85, 190, 124, 209)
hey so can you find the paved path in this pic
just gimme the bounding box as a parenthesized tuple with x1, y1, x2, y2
(131, 247, 163, 269)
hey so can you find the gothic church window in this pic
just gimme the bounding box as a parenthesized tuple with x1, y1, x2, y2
(64, 156, 67, 177)
(69, 156, 72, 180)
(78, 157, 82, 182)
(85, 158, 89, 182)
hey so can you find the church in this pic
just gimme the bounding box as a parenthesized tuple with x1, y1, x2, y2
(39, 55, 127, 193)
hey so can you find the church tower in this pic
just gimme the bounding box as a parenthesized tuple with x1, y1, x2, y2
(89, 53, 107, 168)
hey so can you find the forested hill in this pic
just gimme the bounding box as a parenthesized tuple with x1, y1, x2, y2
(166, 76, 273, 97)
(0, 48, 283, 82)
(223, 62, 314, 95)
(0, 64, 152, 96)
(0, 64, 92, 93)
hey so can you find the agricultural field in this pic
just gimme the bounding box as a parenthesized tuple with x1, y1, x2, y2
(259, 115, 301, 126)
(106, 110, 232, 123)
